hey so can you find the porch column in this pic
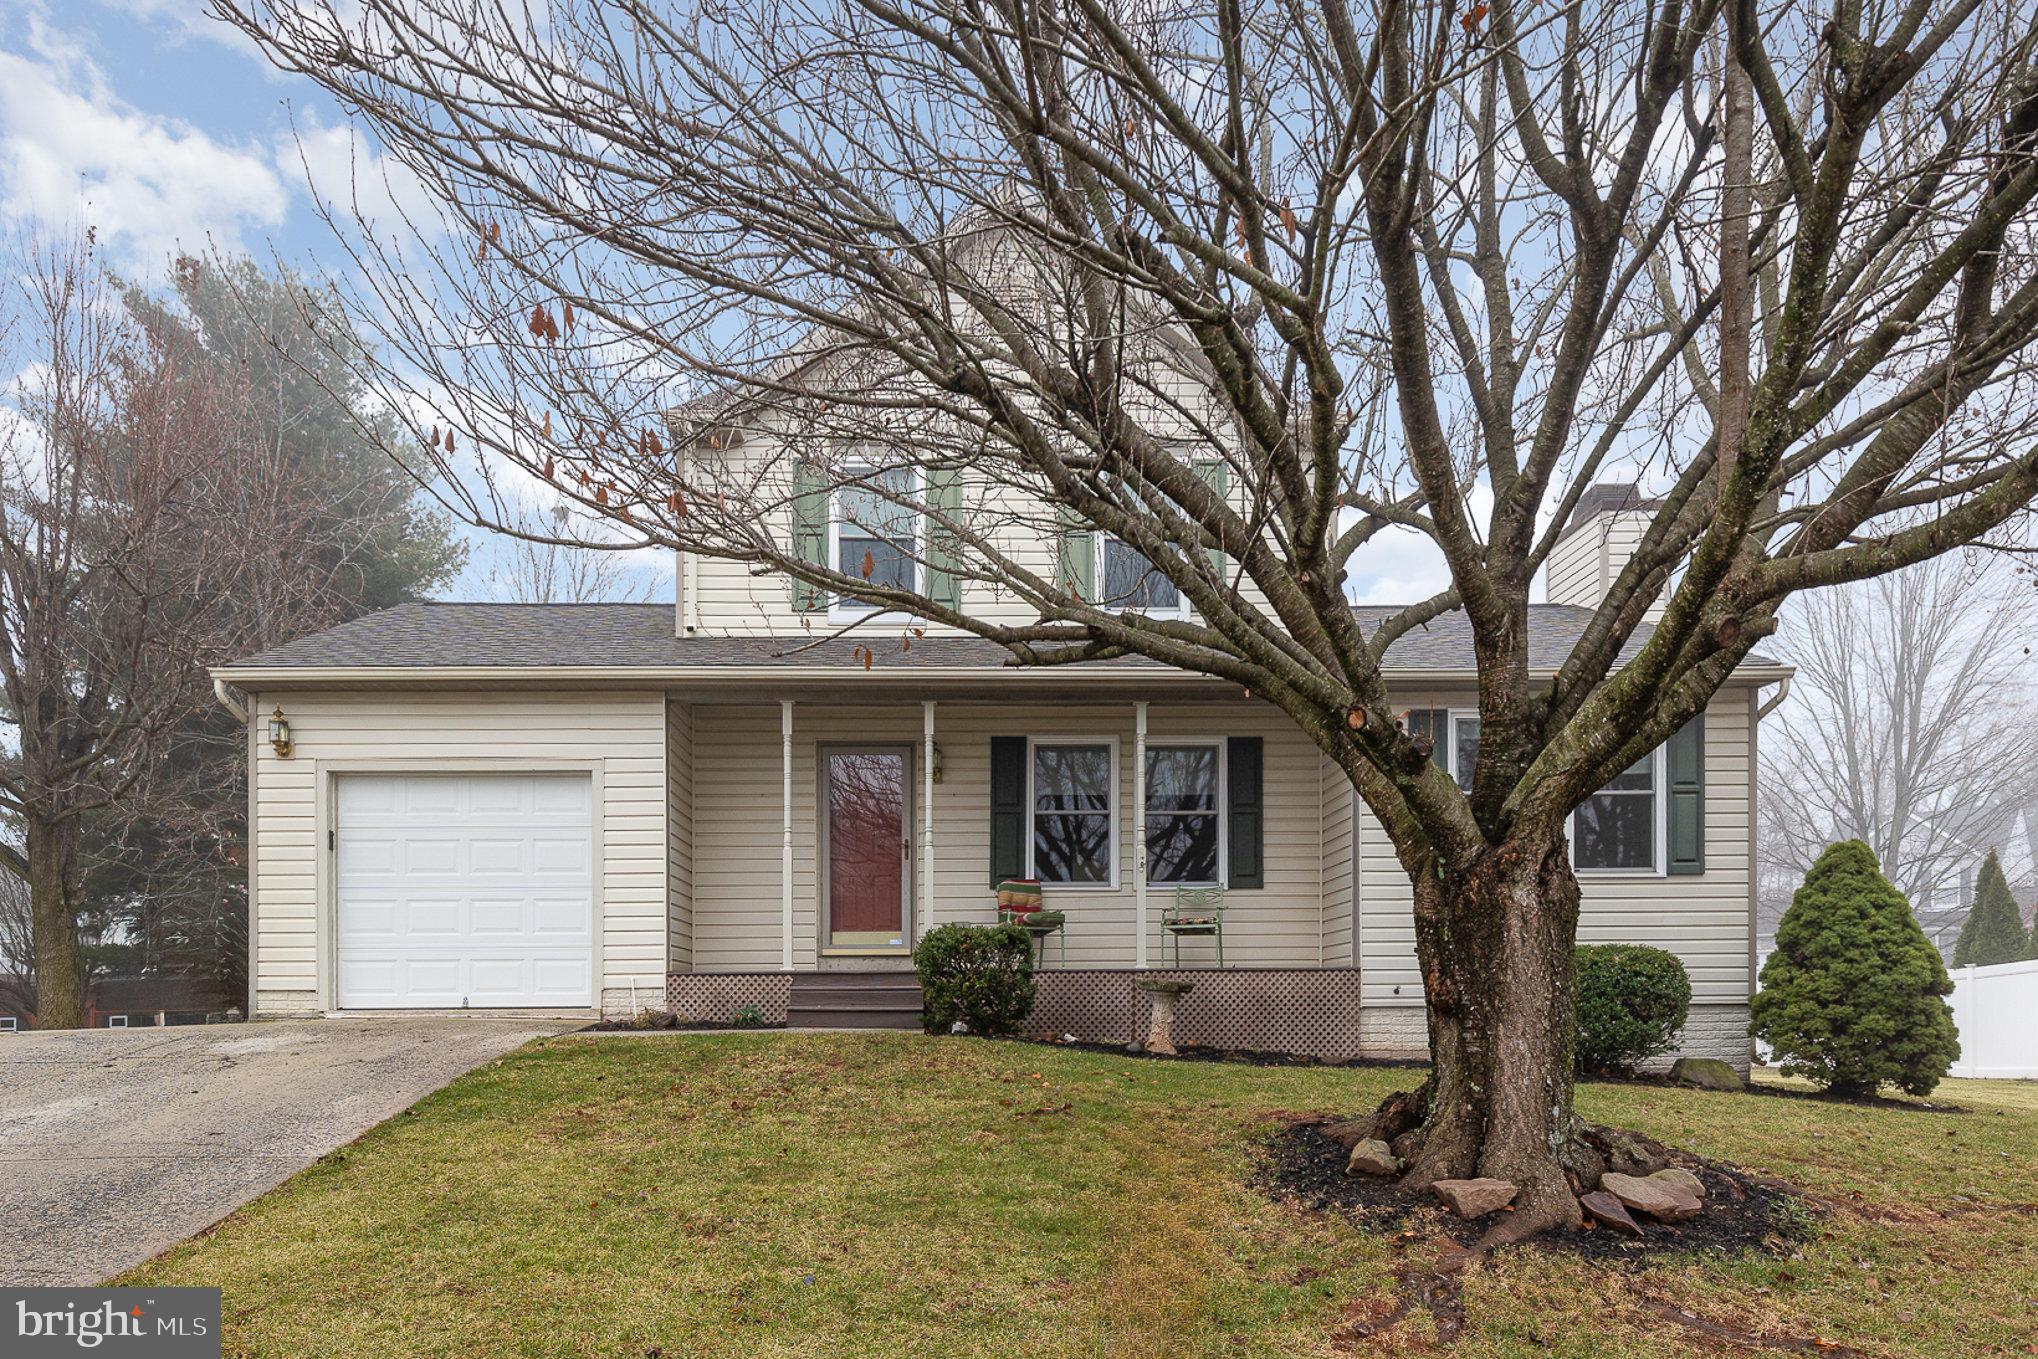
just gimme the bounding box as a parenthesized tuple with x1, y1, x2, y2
(922, 701, 936, 937)
(781, 700, 795, 971)
(1134, 700, 1149, 968)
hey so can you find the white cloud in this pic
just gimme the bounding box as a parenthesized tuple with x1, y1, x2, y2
(281, 114, 449, 242)
(0, 21, 289, 267)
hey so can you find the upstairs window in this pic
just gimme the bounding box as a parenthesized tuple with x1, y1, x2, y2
(832, 466, 919, 610)
(1098, 537, 1183, 616)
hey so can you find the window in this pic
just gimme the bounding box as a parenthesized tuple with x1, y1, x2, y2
(1451, 715, 1480, 792)
(1145, 743, 1222, 884)
(106, 1015, 129, 1029)
(1443, 714, 1663, 874)
(832, 466, 919, 611)
(1572, 751, 1659, 872)
(1098, 537, 1183, 615)
(1030, 741, 1116, 885)
(0, 1015, 16, 1032)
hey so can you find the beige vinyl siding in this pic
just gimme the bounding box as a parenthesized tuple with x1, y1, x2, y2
(1544, 511, 1662, 622)
(667, 701, 695, 971)
(1358, 684, 1756, 1008)
(678, 438, 1285, 637)
(247, 691, 667, 1015)
(687, 700, 1329, 970)
(1321, 754, 1354, 966)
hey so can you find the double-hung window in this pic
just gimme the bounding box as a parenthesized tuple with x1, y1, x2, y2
(1097, 537, 1184, 616)
(1442, 714, 1662, 874)
(1030, 740, 1116, 885)
(832, 466, 919, 612)
(1571, 751, 1660, 872)
(1145, 743, 1222, 885)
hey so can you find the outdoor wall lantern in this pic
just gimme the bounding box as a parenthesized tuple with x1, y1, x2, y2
(932, 742, 945, 784)
(269, 706, 294, 759)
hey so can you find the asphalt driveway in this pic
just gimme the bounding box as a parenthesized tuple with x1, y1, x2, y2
(0, 1018, 579, 1285)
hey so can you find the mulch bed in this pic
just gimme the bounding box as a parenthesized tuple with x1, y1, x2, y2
(1008, 1032, 1428, 1070)
(1257, 1117, 1816, 1263)
(588, 1015, 786, 1032)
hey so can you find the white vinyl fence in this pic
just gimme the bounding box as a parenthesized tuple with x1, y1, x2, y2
(1948, 959, 2038, 1080)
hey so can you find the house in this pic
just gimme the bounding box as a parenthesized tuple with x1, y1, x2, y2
(0, 973, 237, 1031)
(210, 483, 1789, 1070)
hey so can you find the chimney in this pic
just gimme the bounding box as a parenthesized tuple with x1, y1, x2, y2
(1545, 482, 1666, 620)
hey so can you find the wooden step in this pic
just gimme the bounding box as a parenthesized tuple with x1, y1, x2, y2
(786, 973, 924, 1030)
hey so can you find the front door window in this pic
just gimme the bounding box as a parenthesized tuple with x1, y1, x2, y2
(824, 748, 910, 948)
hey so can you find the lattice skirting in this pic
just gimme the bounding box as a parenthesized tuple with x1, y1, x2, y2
(1029, 968, 1365, 1063)
(665, 973, 794, 1024)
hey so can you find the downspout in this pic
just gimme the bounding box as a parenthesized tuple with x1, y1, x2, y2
(1754, 674, 1792, 722)
(212, 675, 249, 723)
(1747, 675, 1790, 1072)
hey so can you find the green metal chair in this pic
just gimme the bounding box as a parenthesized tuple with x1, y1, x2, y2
(1161, 887, 1226, 966)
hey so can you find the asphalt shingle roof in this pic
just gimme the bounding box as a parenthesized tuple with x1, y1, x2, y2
(222, 601, 1774, 674)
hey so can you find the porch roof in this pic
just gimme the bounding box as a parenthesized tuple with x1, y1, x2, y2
(214, 601, 1783, 683)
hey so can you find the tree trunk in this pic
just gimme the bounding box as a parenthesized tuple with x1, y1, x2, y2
(1396, 827, 1586, 1239)
(28, 814, 84, 1030)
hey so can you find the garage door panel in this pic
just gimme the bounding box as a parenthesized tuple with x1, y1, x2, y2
(337, 774, 594, 1010)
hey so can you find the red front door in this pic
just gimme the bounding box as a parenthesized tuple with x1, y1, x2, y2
(824, 748, 910, 948)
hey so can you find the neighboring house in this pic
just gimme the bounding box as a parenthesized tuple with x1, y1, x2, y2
(211, 483, 1789, 1070)
(0, 973, 236, 1031)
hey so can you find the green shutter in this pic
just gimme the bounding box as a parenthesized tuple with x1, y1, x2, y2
(1666, 714, 1705, 875)
(791, 461, 828, 612)
(1054, 505, 1095, 600)
(990, 737, 1028, 887)
(1193, 458, 1229, 579)
(1226, 736, 1264, 889)
(927, 467, 962, 611)
(1404, 708, 1450, 771)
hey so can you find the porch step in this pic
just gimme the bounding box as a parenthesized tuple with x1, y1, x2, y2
(786, 973, 924, 1031)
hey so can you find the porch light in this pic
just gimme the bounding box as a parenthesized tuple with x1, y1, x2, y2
(268, 706, 294, 759)
(931, 742, 945, 784)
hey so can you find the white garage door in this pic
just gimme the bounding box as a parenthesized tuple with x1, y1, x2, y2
(336, 773, 594, 1009)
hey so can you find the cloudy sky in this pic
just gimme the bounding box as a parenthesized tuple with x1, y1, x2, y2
(0, 0, 1466, 606)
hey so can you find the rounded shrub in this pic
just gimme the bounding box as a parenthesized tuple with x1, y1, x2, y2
(913, 922, 1037, 1036)
(1574, 944, 1692, 1075)
(1751, 839, 1959, 1097)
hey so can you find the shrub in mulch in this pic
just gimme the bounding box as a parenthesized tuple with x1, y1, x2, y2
(1256, 1117, 1817, 1263)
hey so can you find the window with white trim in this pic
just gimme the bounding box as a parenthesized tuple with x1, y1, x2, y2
(106, 1015, 129, 1028)
(1097, 537, 1184, 616)
(1571, 750, 1660, 871)
(0, 1015, 17, 1032)
(1445, 714, 1663, 874)
(1029, 740, 1116, 885)
(1145, 743, 1223, 885)
(831, 465, 920, 612)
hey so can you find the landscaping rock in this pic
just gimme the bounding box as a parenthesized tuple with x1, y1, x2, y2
(1345, 1139, 1400, 1177)
(1318, 1118, 1374, 1151)
(1583, 1124, 1671, 1177)
(1649, 1167, 1706, 1200)
(1602, 1172, 1701, 1222)
(1578, 1190, 1644, 1237)
(1433, 1177, 1518, 1218)
(1669, 1057, 1745, 1092)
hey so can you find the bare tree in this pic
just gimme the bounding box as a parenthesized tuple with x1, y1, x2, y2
(0, 233, 343, 1028)
(218, 0, 2038, 1238)
(1761, 553, 2038, 949)
(480, 504, 664, 604)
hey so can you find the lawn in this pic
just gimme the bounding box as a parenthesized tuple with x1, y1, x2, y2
(125, 1033, 2038, 1358)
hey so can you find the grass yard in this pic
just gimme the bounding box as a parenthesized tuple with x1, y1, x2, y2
(125, 1033, 2037, 1358)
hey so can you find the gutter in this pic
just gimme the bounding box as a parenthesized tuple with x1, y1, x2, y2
(1754, 674, 1793, 721)
(208, 662, 1799, 688)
